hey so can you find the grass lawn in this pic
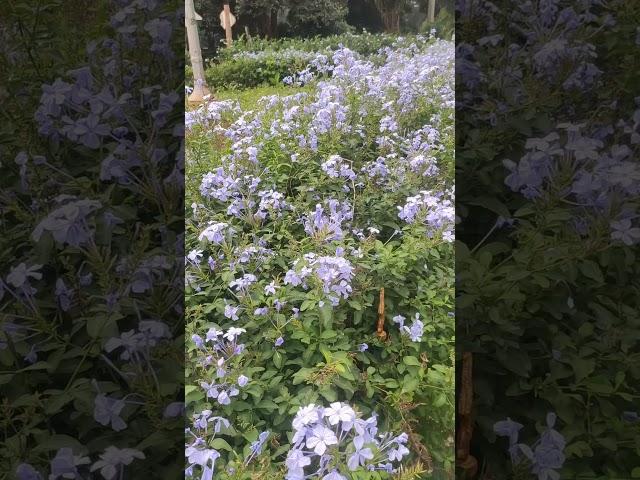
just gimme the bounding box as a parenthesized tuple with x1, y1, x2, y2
(209, 84, 313, 109)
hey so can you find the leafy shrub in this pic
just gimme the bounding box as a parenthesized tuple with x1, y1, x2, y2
(185, 39, 455, 478)
(216, 31, 425, 62)
(204, 49, 316, 90)
(283, 0, 352, 37)
(190, 32, 435, 91)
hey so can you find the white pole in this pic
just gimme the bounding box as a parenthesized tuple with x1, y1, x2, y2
(186, 0, 210, 104)
(428, 0, 436, 23)
(223, 3, 233, 47)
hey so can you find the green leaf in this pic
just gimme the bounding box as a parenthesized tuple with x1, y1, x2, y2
(185, 385, 198, 395)
(292, 368, 312, 385)
(318, 386, 337, 402)
(32, 434, 86, 454)
(578, 323, 594, 337)
(403, 356, 421, 367)
(320, 330, 337, 339)
(579, 260, 604, 283)
(300, 299, 315, 311)
(565, 440, 593, 459)
(596, 436, 617, 451)
(572, 358, 595, 382)
(21, 361, 52, 371)
(433, 393, 447, 407)
(258, 399, 279, 411)
(401, 375, 419, 394)
(456, 294, 477, 309)
(273, 350, 283, 369)
(44, 392, 74, 414)
(210, 438, 233, 451)
(584, 375, 614, 394)
(468, 197, 511, 218)
(319, 303, 333, 329)
(319, 345, 333, 363)
(506, 269, 529, 281)
(496, 349, 531, 377)
(337, 368, 355, 382)
(86, 315, 118, 339)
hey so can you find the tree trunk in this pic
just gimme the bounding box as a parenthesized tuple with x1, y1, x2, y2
(375, 0, 401, 33)
(270, 7, 278, 38)
(264, 10, 273, 38)
(381, 9, 400, 32)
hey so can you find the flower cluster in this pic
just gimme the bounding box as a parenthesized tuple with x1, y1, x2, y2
(398, 189, 455, 241)
(192, 327, 248, 406)
(392, 313, 425, 342)
(487, 5, 640, 246)
(31, 197, 102, 247)
(186, 328, 271, 478)
(457, 2, 640, 477)
(186, 99, 240, 130)
(321, 155, 356, 181)
(285, 254, 355, 306)
(198, 222, 233, 244)
(286, 403, 410, 479)
(16, 446, 145, 480)
(104, 320, 170, 359)
(302, 200, 353, 242)
(494, 413, 566, 480)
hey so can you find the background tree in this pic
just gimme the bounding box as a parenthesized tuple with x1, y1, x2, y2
(347, 0, 384, 32)
(283, 0, 351, 36)
(372, 0, 405, 32)
(189, 0, 451, 63)
(194, 0, 227, 57)
(236, 0, 282, 38)
(418, 0, 454, 37)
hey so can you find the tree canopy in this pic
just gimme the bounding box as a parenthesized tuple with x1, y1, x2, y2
(193, 0, 452, 57)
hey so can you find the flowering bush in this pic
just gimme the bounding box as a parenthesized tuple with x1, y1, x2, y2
(216, 32, 430, 62)
(186, 36, 454, 477)
(200, 33, 437, 90)
(286, 402, 410, 479)
(494, 414, 566, 480)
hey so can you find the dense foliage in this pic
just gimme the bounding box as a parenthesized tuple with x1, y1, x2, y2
(456, 0, 640, 478)
(191, 0, 446, 57)
(185, 36, 455, 479)
(197, 32, 437, 90)
(216, 31, 418, 60)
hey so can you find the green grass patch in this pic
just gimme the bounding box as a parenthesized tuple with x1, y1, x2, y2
(213, 84, 313, 109)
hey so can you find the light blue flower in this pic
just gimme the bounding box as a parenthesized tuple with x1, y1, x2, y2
(347, 436, 374, 470)
(306, 424, 338, 455)
(16, 464, 42, 480)
(93, 394, 127, 431)
(322, 470, 347, 480)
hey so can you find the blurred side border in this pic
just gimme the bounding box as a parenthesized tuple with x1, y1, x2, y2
(0, 1, 185, 478)
(456, 1, 640, 479)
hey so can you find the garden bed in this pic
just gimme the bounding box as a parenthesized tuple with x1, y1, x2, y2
(185, 37, 455, 479)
